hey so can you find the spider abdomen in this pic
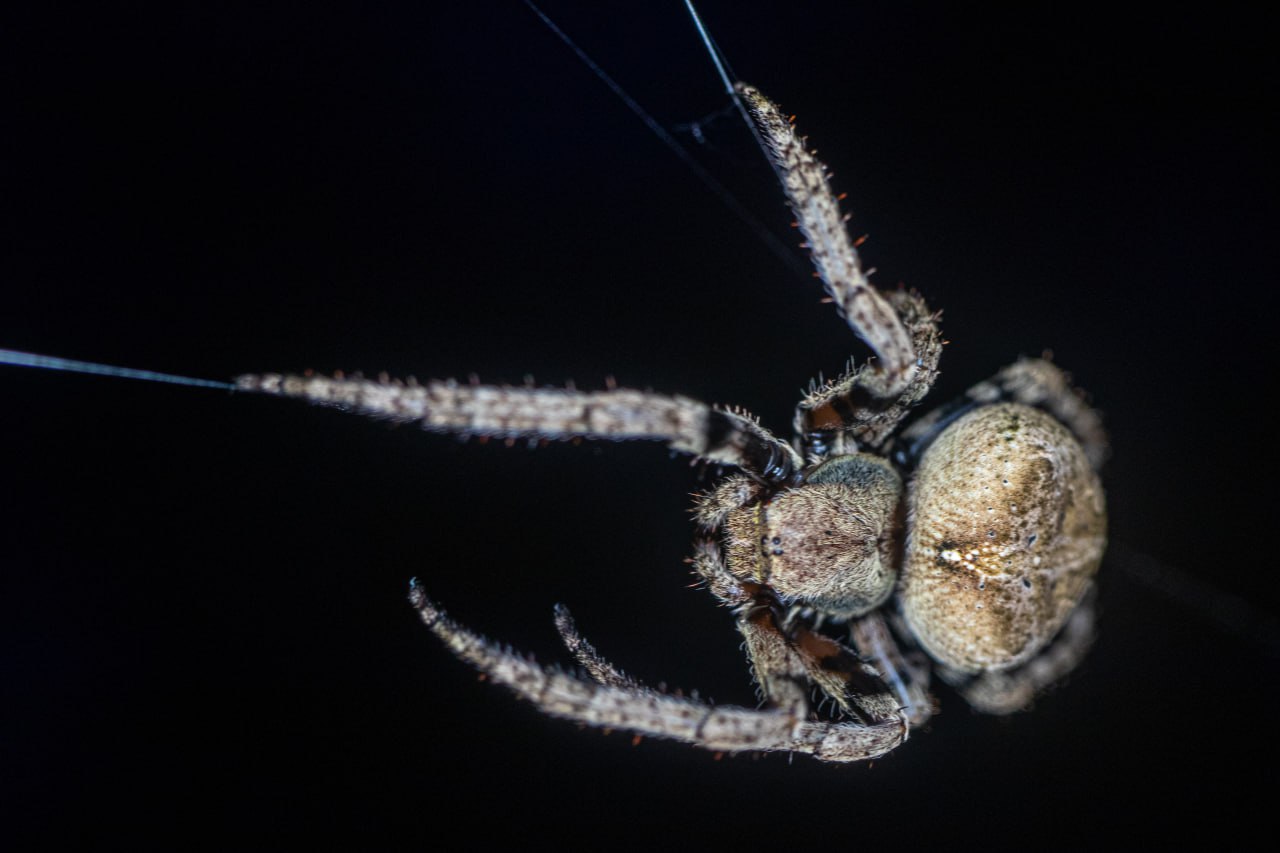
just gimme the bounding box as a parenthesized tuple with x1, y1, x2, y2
(901, 403, 1106, 673)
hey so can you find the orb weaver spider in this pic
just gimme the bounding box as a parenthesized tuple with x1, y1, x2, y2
(232, 62, 1107, 763)
(1, 2, 1107, 767)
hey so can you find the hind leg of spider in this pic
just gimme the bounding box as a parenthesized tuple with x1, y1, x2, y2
(409, 583, 906, 762)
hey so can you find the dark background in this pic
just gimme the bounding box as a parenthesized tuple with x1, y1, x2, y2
(3, 1, 1275, 847)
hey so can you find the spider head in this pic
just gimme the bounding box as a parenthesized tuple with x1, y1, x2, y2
(723, 454, 903, 620)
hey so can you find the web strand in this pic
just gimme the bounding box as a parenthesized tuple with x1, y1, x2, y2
(0, 349, 235, 391)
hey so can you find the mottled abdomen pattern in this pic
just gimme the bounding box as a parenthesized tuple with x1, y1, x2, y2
(902, 403, 1106, 673)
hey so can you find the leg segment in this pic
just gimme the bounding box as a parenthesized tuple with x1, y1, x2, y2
(849, 611, 935, 728)
(793, 289, 944, 457)
(238, 374, 802, 484)
(737, 85, 919, 400)
(691, 539, 908, 729)
(553, 604, 643, 690)
(742, 601, 907, 727)
(409, 584, 906, 762)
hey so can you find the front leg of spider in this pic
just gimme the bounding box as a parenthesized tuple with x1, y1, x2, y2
(237, 375, 802, 486)
(731, 86, 945, 458)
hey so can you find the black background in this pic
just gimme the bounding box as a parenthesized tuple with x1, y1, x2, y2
(3, 2, 1276, 847)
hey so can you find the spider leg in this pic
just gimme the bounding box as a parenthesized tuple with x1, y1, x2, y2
(742, 601, 906, 725)
(692, 539, 909, 728)
(735, 85, 944, 458)
(410, 585, 906, 762)
(938, 583, 1097, 714)
(793, 289, 944, 457)
(849, 611, 936, 728)
(237, 374, 802, 484)
(552, 603, 644, 690)
(738, 85, 919, 400)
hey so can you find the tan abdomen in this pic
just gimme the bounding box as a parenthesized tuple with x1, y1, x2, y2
(901, 403, 1106, 673)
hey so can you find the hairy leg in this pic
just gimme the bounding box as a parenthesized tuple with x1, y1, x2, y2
(238, 374, 802, 484)
(552, 604, 644, 690)
(793, 290, 944, 457)
(409, 583, 906, 762)
(691, 539, 907, 728)
(737, 85, 918, 400)
(849, 610, 935, 728)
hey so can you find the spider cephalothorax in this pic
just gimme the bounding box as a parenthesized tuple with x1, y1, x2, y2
(716, 454, 904, 620)
(237, 80, 1106, 762)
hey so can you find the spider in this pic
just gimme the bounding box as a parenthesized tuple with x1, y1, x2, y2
(233, 79, 1108, 763)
